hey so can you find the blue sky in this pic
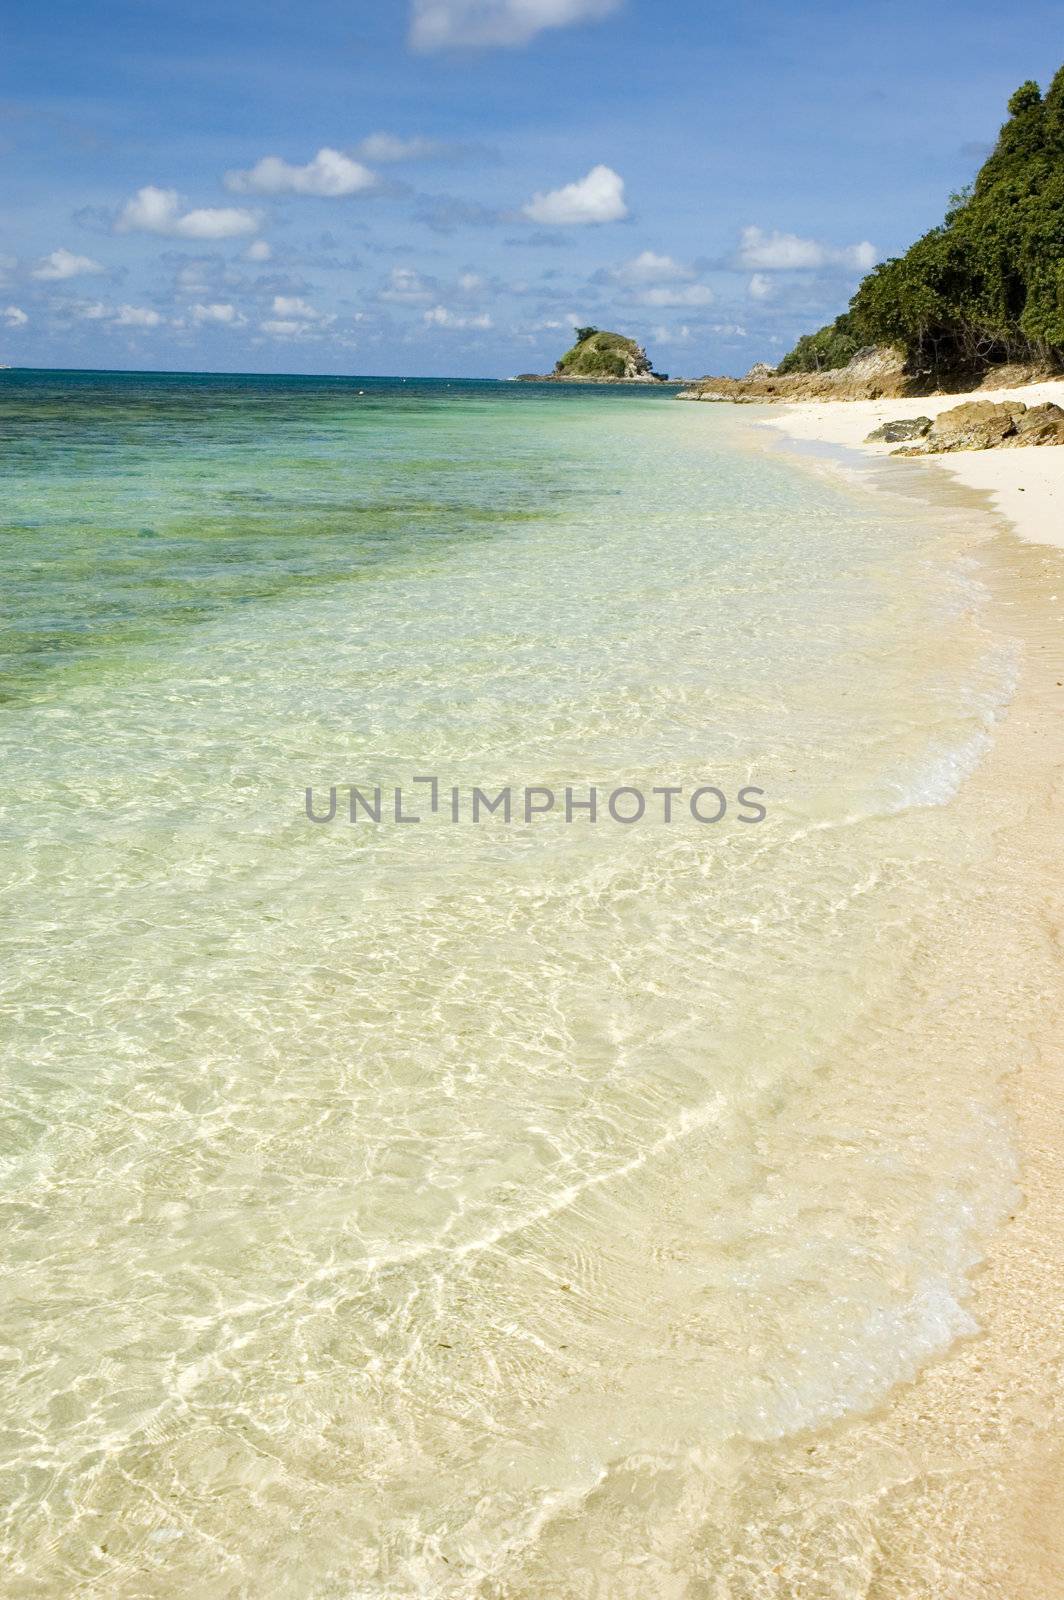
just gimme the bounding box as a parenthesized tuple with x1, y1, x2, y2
(2, 0, 1061, 377)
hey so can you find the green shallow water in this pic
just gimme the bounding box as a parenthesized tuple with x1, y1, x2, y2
(0, 371, 1031, 1595)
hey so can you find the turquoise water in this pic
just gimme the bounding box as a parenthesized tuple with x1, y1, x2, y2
(0, 371, 1028, 1595)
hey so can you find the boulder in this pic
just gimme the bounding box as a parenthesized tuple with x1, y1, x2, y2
(865, 416, 933, 443)
(1011, 402, 1064, 446)
(920, 399, 1027, 453)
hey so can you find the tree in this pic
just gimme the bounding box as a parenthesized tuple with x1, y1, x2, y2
(779, 64, 1064, 383)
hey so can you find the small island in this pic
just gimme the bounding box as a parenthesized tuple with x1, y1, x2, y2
(517, 327, 674, 383)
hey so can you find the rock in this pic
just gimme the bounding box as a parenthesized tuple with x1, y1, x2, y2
(744, 362, 778, 381)
(921, 399, 1027, 453)
(1012, 402, 1064, 446)
(678, 345, 910, 404)
(865, 416, 932, 443)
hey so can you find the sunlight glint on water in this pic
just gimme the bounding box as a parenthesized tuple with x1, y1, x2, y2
(0, 372, 1023, 1595)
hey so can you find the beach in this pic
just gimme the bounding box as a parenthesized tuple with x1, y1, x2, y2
(761, 376, 1064, 552)
(750, 388, 1064, 1596)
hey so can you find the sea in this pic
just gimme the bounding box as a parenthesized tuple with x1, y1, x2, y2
(0, 369, 1036, 1595)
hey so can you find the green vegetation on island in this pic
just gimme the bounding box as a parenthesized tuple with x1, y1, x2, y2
(779, 64, 1064, 384)
(556, 328, 649, 378)
(516, 328, 669, 382)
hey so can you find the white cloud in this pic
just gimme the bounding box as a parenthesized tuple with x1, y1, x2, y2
(117, 187, 259, 240)
(272, 295, 323, 320)
(637, 283, 714, 308)
(191, 302, 243, 325)
(113, 304, 163, 327)
(736, 227, 877, 273)
(522, 164, 627, 226)
(33, 248, 104, 281)
(259, 298, 335, 336)
(226, 148, 376, 198)
(380, 266, 435, 303)
(3, 304, 28, 328)
(423, 305, 493, 329)
(410, 0, 620, 50)
(245, 239, 272, 262)
(614, 250, 693, 284)
(69, 300, 166, 328)
(355, 132, 441, 162)
(747, 272, 773, 300)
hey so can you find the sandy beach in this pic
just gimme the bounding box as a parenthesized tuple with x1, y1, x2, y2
(739, 387, 1064, 1597)
(762, 377, 1064, 552)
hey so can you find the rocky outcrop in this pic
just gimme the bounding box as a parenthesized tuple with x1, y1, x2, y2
(891, 399, 1064, 455)
(1012, 402, 1064, 444)
(744, 361, 778, 381)
(677, 345, 911, 403)
(865, 416, 932, 443)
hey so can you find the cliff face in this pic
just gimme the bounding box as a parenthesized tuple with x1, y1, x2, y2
(517, 329, 669, 382)
(676, 344, 1056, 405)
(677, 346, 912, 403)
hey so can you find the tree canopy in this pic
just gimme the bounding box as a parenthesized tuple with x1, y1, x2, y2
(779, 65, 1064, 382)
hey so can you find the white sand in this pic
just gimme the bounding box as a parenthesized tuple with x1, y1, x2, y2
(761, 378, 1064, 550)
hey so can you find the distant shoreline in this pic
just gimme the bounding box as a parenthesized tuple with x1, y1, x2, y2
(514, 372, 688, 385)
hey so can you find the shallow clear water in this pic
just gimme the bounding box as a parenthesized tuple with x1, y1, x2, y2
(0, 371, 1026, 1594)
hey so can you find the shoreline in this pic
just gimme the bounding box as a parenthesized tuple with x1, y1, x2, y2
(733, 400, 1064, 1595)
(758, 376, 1064, 553)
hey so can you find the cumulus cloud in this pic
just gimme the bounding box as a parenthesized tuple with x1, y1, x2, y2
(3, 304, 28, 327)
(423, 305, 492, 329)
(380, 266, 436, 303)
(113, 304, 163, 327)
(245, 239, 272, 262)
(33, 248, 104, 281)
(259, 294, 335, 336)
(736, 227, 877, 273)
(191, 302, 244, 325)
(118, 187, 259, 240)
(271, 294, 330, 322)
(71, 301, 166, 328)
(226, 149, 376, 198)
(522, 165, 627, 226)
(409, 0, 620, 51)
(613, 250, 693, 284)
(637, 283, 714, 307)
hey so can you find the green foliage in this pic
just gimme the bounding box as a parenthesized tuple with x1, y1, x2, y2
(1008, 80, 1042, 116)
(573, 326, 599, 343)
(776, 313, 864, 374)
(555, 329, 641, 377)
(779, 65, 1064, 382)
